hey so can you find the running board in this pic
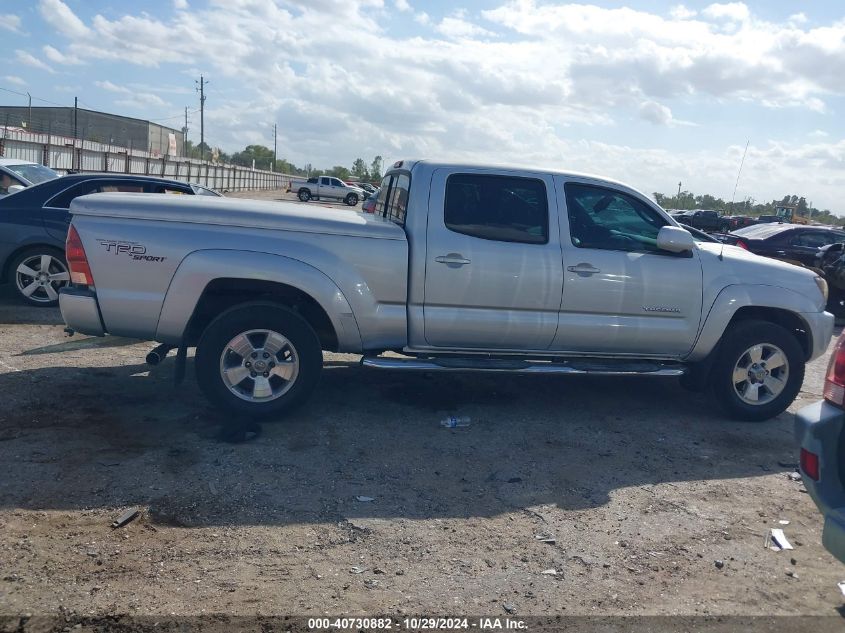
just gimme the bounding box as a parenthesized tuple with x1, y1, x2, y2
(361, 356, 685, 376)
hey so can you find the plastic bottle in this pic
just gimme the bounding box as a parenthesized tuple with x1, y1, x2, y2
(440, 415, 471, 428)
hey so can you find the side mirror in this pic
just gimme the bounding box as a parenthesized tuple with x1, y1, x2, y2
(6, 185, 25, 195)
(657, 225, 695, 253)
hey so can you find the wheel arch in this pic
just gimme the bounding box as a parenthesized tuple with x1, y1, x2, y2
(155, 250, 362, 352)
(688, 284, 819, 363)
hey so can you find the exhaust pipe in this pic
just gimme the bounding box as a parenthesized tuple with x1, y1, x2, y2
(146, 343, 174, 366)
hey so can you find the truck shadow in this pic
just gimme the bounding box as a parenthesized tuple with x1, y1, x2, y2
(0, 357, 802, 528)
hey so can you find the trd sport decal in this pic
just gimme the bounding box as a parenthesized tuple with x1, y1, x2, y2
(97, 239, 167, 262)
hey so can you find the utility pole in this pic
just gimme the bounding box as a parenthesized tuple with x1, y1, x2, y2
(195, 75, 208, 159)
(73, 97, 78, 172)
(677, 181, 682, 197)
(273, 123, 277, 171)
(26, 92, 31, 130)
(184, 106, 189, 158)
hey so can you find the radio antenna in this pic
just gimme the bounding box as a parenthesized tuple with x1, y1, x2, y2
(720, 139, 750, 261)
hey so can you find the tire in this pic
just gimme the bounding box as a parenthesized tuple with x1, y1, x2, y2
(709, 320, 804, 422)
(345, 193, 359, 206)
(298, 188, 311, 202)
(9, 247, 70, 307)
(195, 303, 323, 419)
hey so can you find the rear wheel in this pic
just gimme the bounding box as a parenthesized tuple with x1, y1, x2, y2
(709, 320, 804, 421)
(195, 303, 323, 418)
(345, 193, 359, 206)
(10, 247, 69, 307)
(298, 188, 311, 202)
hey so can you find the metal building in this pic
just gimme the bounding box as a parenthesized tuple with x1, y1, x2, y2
(0, 106, 184, 157)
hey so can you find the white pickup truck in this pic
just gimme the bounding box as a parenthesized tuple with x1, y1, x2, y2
(293, 176, 365, 206)
(59, 160, 834, 421)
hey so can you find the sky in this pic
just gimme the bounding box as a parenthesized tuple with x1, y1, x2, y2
(1, 0, 844, 211)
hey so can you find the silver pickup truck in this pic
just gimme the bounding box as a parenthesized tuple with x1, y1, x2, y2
(59, 160, 834, 421)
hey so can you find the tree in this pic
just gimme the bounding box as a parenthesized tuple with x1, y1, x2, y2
(231, 145, 275, 170)
(326, 165, 352, 180)
(370, 155, 383, 181)
(351, 158, 369, 180)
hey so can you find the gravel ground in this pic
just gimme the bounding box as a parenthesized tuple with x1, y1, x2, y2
(0, 189, 844, 628)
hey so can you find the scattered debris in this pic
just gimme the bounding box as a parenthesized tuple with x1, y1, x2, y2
(838, 581, 845, 598)
(787, 472, 802, 482)
(355, 496, 375, 503)
(349, 566, 367, 574)
(503, 603, 516, 614)
(770, 528, 794, 551)
(778, 461, 798, 469)
(779, 520, 790, 525)
(507, 477, 522, 484)
(791, 558, 797, 565)
(363, 579, 379, 589)
(208, 481, 218, 495)
(786, 570, 798, 579)
(534, 533, 556, 545)
(541, 569, 558, 576)
(440, 416, 471, 428)
(714, 560, 724, 569)
(111, 508, 140, 529)
(373, 567, 386, 575)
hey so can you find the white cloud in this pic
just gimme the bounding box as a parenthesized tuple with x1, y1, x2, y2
(96, 80, 131, 94)
(394, 0, 411, 12)
(0, 14, 22, 33)
(788, 13, 808, 25)
(38, 0, 90, 37)
(639, 101, 673, 125)
(14, 50, 55, 73)
(436, 15, 494, 39)
(43, 44, 83, 65)
(173, 0, 189, 9)
(3, 75, 27, 87)
(670, 5, 697, 20)
(701, 2, 750, 22)
(24, 0, 845, 210)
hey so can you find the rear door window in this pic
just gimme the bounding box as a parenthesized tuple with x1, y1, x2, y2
(444, 173, 547, 244)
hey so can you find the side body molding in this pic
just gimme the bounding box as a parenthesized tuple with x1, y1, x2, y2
(154, 249, 362, 351)
(687, 284, 819, 362)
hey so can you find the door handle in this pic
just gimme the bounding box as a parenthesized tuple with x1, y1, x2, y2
(567, 263, 601, 275)
(435, 253, 471, 267)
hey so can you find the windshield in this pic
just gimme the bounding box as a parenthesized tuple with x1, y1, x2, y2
(5, 164, 60, 185)
(732, 223, 792, 238)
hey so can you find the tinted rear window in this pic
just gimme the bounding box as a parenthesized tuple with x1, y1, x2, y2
(375, 172, 410, 226)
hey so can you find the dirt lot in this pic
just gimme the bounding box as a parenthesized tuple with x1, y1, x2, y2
(1, 190, 844, 627)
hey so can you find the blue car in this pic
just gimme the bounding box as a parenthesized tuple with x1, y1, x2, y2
(0, 173, 219, 306)
(794, 332, 845, 564)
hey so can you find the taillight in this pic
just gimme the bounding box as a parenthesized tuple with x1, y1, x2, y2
(823, 334, 845, 406)
(66, 225, 94, 287)
(800, 448, 820, 481)
(736, 240, 749, 250)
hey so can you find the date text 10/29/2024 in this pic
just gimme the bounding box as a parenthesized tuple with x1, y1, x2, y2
(307, 617, 528, 631)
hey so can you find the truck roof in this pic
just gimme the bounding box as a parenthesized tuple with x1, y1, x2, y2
(388, 159, 654, 204)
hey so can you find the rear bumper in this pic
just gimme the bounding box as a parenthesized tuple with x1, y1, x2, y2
(794, 400, 845, 563)
(802, 310, 835, 361)
(58, 286, 105, 337)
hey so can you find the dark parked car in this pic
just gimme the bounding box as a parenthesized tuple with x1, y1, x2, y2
(723, 215, 755, 231)
(0, 174, 220, 306)
(721, 223, 845, 268)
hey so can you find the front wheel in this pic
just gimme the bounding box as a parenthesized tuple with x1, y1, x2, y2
(10, 247, 70, 307)
(298, 189, 311, 202)
(709, 320, 804, 421)
(195, 303, 323, 418)
(345, 193, 359, 206)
